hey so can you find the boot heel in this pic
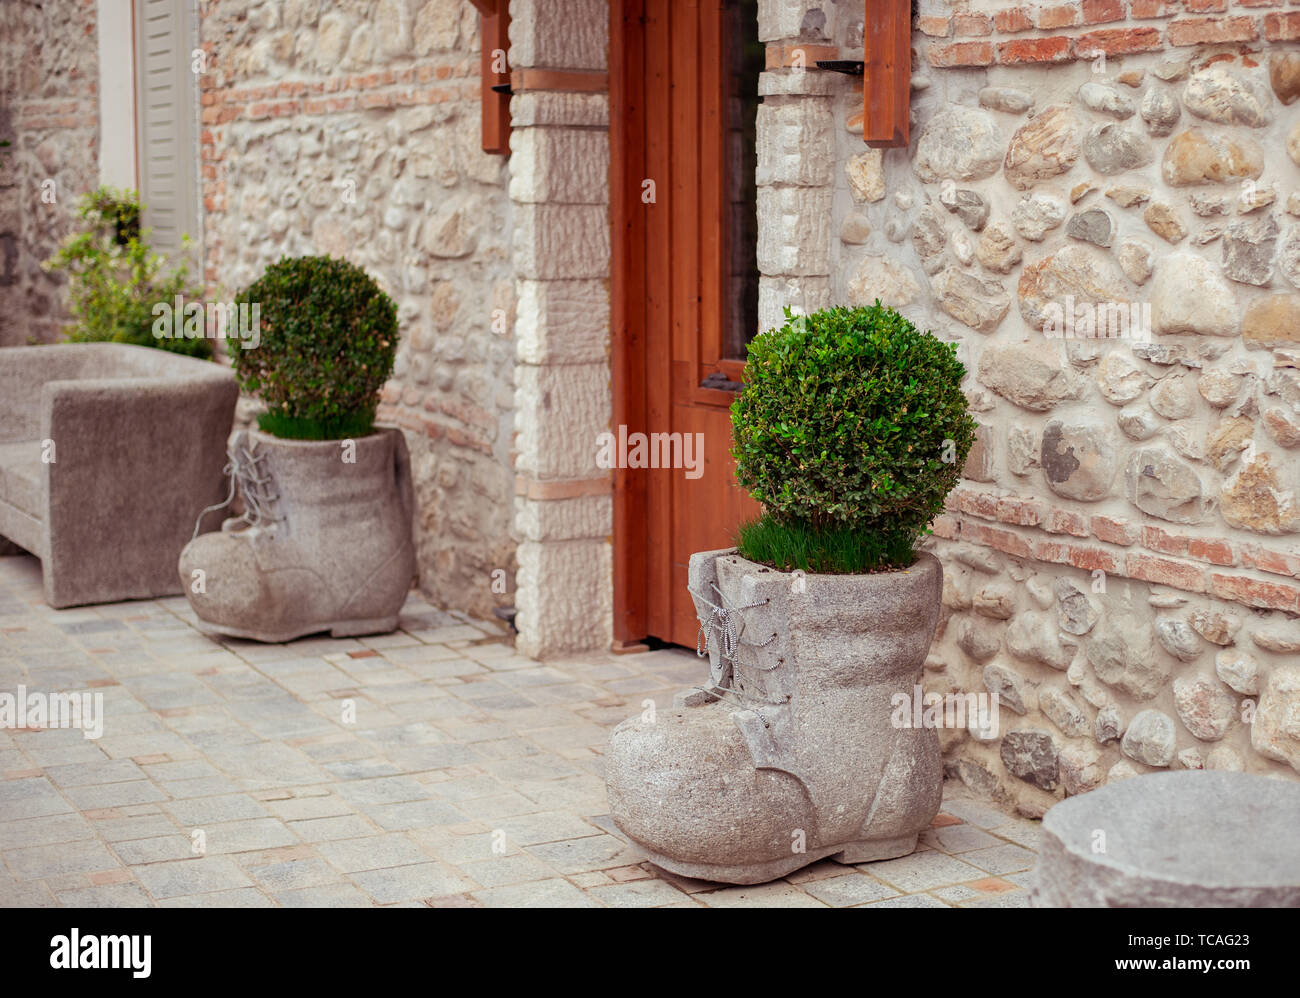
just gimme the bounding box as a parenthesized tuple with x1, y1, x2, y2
(330, 616, 399, 638)
(831, 833, 918, 865)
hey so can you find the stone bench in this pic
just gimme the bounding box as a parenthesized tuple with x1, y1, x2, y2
(0, 343, 237, 608)
(1032, 770, 1300, 907)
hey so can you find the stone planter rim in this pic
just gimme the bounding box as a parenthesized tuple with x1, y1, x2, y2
(709, 546, 942, 586)
(244, 423, 401, 450)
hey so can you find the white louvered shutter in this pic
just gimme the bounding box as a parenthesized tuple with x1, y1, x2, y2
(133, 0, 199, 260)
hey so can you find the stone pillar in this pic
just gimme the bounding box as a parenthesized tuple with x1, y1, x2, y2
(755, 1, 837, 332)
(509, 0, 613, 659)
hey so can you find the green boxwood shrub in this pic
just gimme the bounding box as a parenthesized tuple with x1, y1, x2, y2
(230, 255, 398, 440)
(43, 187, 208, 358)
(732, 303, 977, 573)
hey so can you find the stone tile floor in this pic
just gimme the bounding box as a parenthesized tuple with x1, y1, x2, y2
(0, 554, 1037, 908)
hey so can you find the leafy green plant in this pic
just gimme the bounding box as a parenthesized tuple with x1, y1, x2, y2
(731, 303, 977, 573)
(42, 187, 209, 358)
(230, 255, 398, 440)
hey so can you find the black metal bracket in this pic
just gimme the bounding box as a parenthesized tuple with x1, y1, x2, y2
(816, 60, 864, 75)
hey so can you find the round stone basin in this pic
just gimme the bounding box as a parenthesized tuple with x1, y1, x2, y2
(1032, 771, 1300, 907)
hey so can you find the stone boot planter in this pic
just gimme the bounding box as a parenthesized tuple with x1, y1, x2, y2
(179, 426, 416, 642)
(604, 547, 943, 885)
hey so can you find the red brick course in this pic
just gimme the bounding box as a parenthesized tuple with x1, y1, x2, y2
(938, 486, 1300, 614)
(922, 4, 1291, 68)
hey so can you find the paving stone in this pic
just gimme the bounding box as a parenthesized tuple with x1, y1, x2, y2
(158, 888, 275, 908)
(111, 835, 195, 865)
(245, 858, 342, 892)
(166, 794, 268, 825)
(133, 857, 254, 899)
(158, 776, 243, 800)
(64, 781, 168, 810)
(92, 814, 181, 843)
(934, 797, 1014, 829)
(526, 834, 643, 874)
(266, 794, 357, 821)
(471, 878, 601, 908)
(933, 824, 1003, 853)
(203, 818, 297, 854)
(334, 776, 430, 806)
(932, 884, 981, 903)
(865, 851, 988, 892)
(0, 812, 94, 850)
(0, 878, 58, 906)
(698, 883, 829, 908)
(349, 862, 475, 904)
(962, 842, 1039, 875)
(54, 883, 154, 907)
(459, 853, 557, 888)
(0, 777, 74, 819)
(588, 878, 691, 907)
(862, 893, 952, 908)
(366, 800, 466, 831)
(274, 883, 375, 907)
(4, 839, 119, 879)
(497, 811, 603, 846)
(798, 873, 900, 907)
(287, 815, 379, 842)
(43, 759, 146, 787)
(317, 834, 432, 873)
(959, 889, 1032, 908)
(987, 820, 1043, 850)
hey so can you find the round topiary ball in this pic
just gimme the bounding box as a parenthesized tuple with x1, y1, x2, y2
(231, 255, 398, 439)
(731, 302, 977, 572)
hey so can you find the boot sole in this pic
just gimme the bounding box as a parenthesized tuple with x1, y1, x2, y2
(636, 833, 919, 886)
(192, 616, 399, 644)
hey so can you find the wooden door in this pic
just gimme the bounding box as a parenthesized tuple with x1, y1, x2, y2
(611, 0, 764, 648)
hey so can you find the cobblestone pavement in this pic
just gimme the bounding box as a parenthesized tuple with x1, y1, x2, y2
(0, 554, 1037, 908)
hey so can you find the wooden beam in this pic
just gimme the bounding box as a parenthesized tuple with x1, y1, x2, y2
(476, 0, 511, 155)
(863, 0, 911, 148)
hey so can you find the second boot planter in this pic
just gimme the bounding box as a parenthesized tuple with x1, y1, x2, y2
(605, 547, 943, 885)
(179, 426, 416, 642)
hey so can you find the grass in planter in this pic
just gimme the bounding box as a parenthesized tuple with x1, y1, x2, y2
(257, 409, 376, 440)
(736, 514, 916, 575)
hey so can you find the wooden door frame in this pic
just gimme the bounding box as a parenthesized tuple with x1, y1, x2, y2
(610, 0, 649, 646)
(610, 0, 756, 646)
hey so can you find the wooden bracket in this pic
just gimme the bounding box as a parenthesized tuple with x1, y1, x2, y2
(862, 0, 911, 148)
(471, 0, 511, 154)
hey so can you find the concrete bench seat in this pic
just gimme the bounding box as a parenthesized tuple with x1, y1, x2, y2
(1032, 770, 1300, 907)
(0, 343, 237, 608)
(0, 441, 42, 518)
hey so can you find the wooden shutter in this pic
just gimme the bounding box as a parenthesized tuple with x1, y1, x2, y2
(133, 0, 199, 259)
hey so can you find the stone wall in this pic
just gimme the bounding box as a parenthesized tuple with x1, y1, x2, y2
(198, 0, 518, 619)
(0, 0, 100, 347)
(760, 0, 1300, 813)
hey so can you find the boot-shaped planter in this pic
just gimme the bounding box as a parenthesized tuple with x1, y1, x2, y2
(605, 547, 943, 884)
(179, 426, 416, 642)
